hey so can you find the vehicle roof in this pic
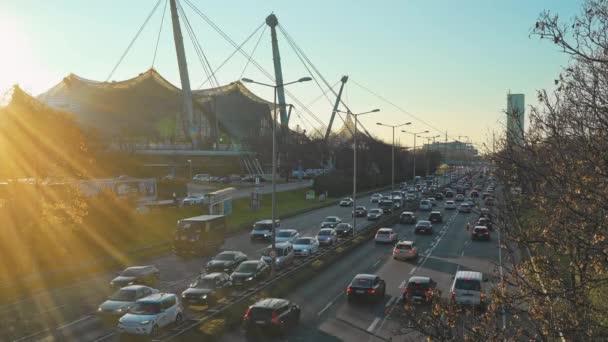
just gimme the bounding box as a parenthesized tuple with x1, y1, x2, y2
(370, 208, 383, 211)
(378, 228, 393, 232)
(136, 293, 175, 303)
(455, 271, 483, 280)
(474, 226, 488, 230)
(401, 211, 414, 215)
(124, 265, 157, 272)
(251, 298, 289, 309)
(325, 216, 339, 219)
(408, 276, 431, 284)
(318, 228, 334, 232)
(397, 240, 414, 245)
(446, 200, 455, 203)
(217, 250, 242, 255)
(181, 215, 224, 222)
(416, 220, 431, 225)
(119, 285, 150, 291)
(201, 272, 227, 279)
(430, 211, 441, 214)
(278, 229, 297, 233)
(353, 274, 377, 280)
(255, 219, 278, 224)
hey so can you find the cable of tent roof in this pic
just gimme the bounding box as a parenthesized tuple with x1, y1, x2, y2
(151, 0, 169, 68)
(239, 25, 268, 81)
(106, 0, 163, 82)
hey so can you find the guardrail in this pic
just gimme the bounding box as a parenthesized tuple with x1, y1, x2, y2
(156, 204, 411, 341)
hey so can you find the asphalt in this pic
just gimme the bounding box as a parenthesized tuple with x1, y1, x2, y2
(1, 188, 378, 342)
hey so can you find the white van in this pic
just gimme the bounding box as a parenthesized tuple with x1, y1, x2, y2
(450, 271, 485, 308)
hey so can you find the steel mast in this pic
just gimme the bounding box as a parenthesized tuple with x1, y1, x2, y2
(266, 14, 289, 136)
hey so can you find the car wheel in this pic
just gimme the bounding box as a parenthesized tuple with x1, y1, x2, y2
(175, 312, 183, 323)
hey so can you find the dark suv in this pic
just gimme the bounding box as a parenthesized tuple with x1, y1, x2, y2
(428, 211, 443, 223)
(402, 276, 438, 304)
(243, 298, 301, 335)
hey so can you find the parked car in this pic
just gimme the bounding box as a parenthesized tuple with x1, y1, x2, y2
(117, 293, 183, 336)
(320, 216, 341, 228)
(110, 266, 160, 289)
(400, 211, 416, 224)
(415, 220, 433, 235)
(445, 200, 457, 210)
(250, 219, 280, 241)
(181, 194, 205, 206)
(339, 197, 354, 207)
(450, 271, 486, 309)
(367, 208, 383, 221)
(458, 203, 472, 213)
(428, 211, 443, 223)
(97, 285, 159, 320)
(471, 226, 491, 241)
(335, 223, 354, 237)
(402, 276, 437, 304)
(374, 228, 398, 244)
(243, 298, 300, 336)
(371, 193, 382, 203)
(346, 274, 386, 303)
(261, 243, 294, 269)
(292, 237, 319, 257)
(392, 241, 418, 261)
(352, 206, 368, 217)
(181, 272, 232, 305)
(231, 260, 270, 287)
(316, 228, 338, 246)
(274, 229, 300, 243)
(205, 251, 248, 274)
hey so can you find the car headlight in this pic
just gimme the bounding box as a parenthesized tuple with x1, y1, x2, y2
(127, 281, 134, 285)
(97, 307, 102, 312)
(140, 320, 152, 325)
(201, 294, 208, 299)
(246, 276, 254, 281)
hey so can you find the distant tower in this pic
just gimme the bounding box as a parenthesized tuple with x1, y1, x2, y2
(507, 94, 525, 146)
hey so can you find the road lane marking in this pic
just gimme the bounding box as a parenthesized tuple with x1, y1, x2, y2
(93, 332, 115, 342)
(385, 296, 396, 308)
(366, 317, 381, 332)
(461, 250, 465, 256)
(409, 267, 417, 275)
(13, 328, 50, 342)
(56, 315, 92, 330)
(398, 280, 407, 289)
(317, 290, 346, 316)
(372, 259, 381, 267)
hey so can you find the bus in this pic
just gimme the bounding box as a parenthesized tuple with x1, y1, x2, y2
(173, 215, 226, 256)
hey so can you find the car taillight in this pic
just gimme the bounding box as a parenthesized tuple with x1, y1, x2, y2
(481, 293, 486, 301)
(408, 249, 415, 255)
(484, 232, 489, 235)
(393, 248, 398, 254)
(402, 288, 408, 294)
(346, 286, 353, 294)
(450, 291, 456, 298)
(243, 307, 252, 321)
(271, 311, 280, 325)
(368, 289, 376, 294)
(425, 290, 433, 297)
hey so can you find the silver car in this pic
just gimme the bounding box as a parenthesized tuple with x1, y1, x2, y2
(275, 229, 299, 243)
(316, 228, 338, 246)
(321, 216, 341, 228)
(292, 237, 320, 257)
(97, 285, 159, 319)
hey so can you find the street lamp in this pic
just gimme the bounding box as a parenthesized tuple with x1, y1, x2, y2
(337, 108, 379, 236)
(187, 159, 192, 180)
(376, 122, 411, 201)
(422, 135, 440, 176)
(401, 130, 428, 183)
(241, 76, 311, 276)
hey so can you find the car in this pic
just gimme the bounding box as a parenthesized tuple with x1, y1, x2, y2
(378, 198, 395, 213)
(181, 272, 232, 305)
(205, 251, 248, 273)
(434, 193, 444, 201)
(471, 226, 491, 241)
(274, 229, 300, 243)
(477, 217, 493, 230)
(402, 276, 438, 304)
(250, 219, 280, 241)
(392, 240, 418, 260)
(444, 200, 456, 210)
(231, 260, 270, 287)
(427, 198, 437, 207)
(458, 203, 472, 213)
(352, 206, 368, 217)
(261, 243, 294, 269)
(292, 237, 320, 257)
(346, 274, 386, 303)
(339, 197, 354, 207)
(243, 298, 301, 336)
(320, 216, 341, 228)
(117, 293, 183, 336)
(181, 194, 205, 206)
(371, 193, 382, 203)
(316, 228, 338, 246)
(450, 271, 486, 309)
(335, 222, 354, 237)
(192, 174, 210, 182)
(97, 285, 159, 320)
(367, 208, 383, 221)
(455, 194, 465, 202)
(400, 211, 416, 224)
(484, 197, 494, 206)
(419, 199, 432, 211)
(415, 220, 433, 235)
(428, 211, 443, 223)
(374, 228, 398, 243)
(445, 190, 455, 198)
(470, 190, 479, 198)
(482, 192, 492, 200)
(110, 266, 160, 289)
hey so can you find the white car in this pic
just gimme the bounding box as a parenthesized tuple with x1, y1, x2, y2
(274, 229, 300, 243)
(321, 216, 342, 228)
(316, 228, 338, 246)
(339, 197, 354, 207)
(371, 193, 382, 203)
(392, 240, 418, 260)
(117, 293, 183, 335)
(192, 174, 210, 182)
(374, 228, 398, 244)
(419, 199, 432, 211)
(292, 237, 320, 257)
(97, 285, 159, 319)
(445, 200, 457, 210)
(181, 194, 205, 206)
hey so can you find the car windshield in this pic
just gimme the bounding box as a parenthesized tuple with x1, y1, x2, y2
(407, 281, 430, 290)
(192, 278, 215, 289)
(455, 278, 482, 291)
(129, 302, 161, 315)
(396, 244, 412, 250)
(318, 230, 332, 236)
(254, 223, 273, 230)
(352, 277, 372, 287)
(371, 209, 381, 214)
(236, 262, 258, 273)
(377, 230, 390, 235)
(120, 268, 142, 277)
(277, 231, 293, 237)
(215, 253, 235, 261)
(108, 289, 137, 301)
(294, 238, 311, 245)
(475, 228, 488, 233)
(325, 217, 338, 222)
(421, 200, 430, 205)
(250, 307, 275, 320)
(356, 207, 365, 210)
(336, 223, 349, 228)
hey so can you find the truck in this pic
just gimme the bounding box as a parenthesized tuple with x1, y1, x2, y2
(173, 215, 226, 256)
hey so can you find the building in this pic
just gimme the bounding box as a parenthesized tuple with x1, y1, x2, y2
(506, 94, 525, 146)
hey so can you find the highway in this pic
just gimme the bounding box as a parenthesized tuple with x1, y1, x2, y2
(3, 191, 380, 342)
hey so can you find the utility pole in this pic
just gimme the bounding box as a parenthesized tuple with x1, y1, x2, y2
(266, 14, 289, 136)
(169, 0, 197, 148)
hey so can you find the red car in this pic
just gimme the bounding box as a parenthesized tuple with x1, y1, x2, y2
(415, 221, 433, 235)
(471, 226, 490, 241)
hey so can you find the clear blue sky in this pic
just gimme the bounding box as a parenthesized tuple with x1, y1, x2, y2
(0, 0, 582, 148)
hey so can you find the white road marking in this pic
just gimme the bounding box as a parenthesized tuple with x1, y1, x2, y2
(385, 296, 396, 308)
(13, 328, 50, 342)
(56, 315, 92, 330)
(366, 317, 381, 332)
(460, 250, 465, 256)
(408, 267, 417, 275)
(398, 279, 407, 289)
(372, 259, 381, 267)
(93, 332, 115, 342)
(415, 212, 458, 273)
(317, 290, 346, 316)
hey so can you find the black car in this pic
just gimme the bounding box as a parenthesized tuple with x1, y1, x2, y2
(352, 206, 368, 217)
(445, 191, 454, 199)
(110, 265, 160, 289)
(346, 274, 386, 303)
(230, 260, 270, 287)
(402, 276, 438, 304)
(181, 272, 232, 305)
(206, 251, 248, 273)
(243, 298, 300, 336)
(434, 193, 444, 201)
(428, 211, 443, 223)
(335, 223, 354, 237)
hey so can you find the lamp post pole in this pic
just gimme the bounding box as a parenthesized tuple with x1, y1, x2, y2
(377, 122, 411, 201)
(401, 130, 429, 184)
(242, 76, 312, 276)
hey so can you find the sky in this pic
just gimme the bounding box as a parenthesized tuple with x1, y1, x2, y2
(0, 0, 583, 149)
